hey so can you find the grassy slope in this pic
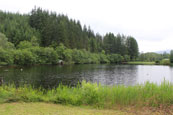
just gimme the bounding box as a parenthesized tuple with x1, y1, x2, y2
(0, 102, 172, 115)
(0, 102, 126, 115)
(127, 61, 155, 65)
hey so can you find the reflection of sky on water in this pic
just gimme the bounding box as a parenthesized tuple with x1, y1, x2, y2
(169, 66, 173, 83)
(137, 65, 173, 85)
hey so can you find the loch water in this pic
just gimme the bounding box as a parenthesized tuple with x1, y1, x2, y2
(0, 64, 173, 88)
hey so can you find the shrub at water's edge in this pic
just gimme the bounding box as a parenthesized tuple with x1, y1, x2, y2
(1, 81, 173, 108)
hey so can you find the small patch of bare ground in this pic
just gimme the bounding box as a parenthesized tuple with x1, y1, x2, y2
(116, 105, 173, 115)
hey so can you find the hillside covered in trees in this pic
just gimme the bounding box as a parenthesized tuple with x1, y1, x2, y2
(0, 7, 139, 65)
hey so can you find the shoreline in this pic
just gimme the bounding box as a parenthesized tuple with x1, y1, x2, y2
(0, 61, 171, 68)
(0, 81, 173, 108)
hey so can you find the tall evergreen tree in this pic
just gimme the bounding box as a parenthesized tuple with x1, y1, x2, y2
(103, 33, 115, 54)
(170, 50, 173, 65)
(126, 36, 139, 60)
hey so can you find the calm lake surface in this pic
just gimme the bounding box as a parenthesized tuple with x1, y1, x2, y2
(0, 64, 173, 88)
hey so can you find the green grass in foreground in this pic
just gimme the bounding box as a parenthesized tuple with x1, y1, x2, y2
(1, 103, 171, 115)
(127, 61, 155, 65)
(0, 81, 173, 108)
(0, 102, 126, 115)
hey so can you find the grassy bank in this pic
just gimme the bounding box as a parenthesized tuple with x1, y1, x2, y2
(0, 81, 173, 108)
(128, 61, 171, 65)
(0, 102, 126, 115)
(127, 61, 155, 65)
(1, 102, 171, 115)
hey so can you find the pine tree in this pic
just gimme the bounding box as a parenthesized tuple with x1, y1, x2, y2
(126, 36, 139, 60)
(170, 50, 173, 65)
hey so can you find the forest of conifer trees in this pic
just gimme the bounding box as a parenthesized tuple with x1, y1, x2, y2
(0, 7, 139, 65)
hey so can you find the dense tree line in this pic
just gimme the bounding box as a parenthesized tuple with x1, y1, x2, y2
(0, 8, 139, 65)
(138, 52, 170, 62)
(0, 11, 40, 46)
(103, 33, 138, 60)
(0, 33, 131, 65)
(138, 52, 171, 65)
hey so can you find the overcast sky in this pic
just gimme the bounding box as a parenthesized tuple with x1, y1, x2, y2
(0, 0, 173, 52)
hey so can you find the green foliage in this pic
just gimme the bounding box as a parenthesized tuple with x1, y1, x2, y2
(1, 81, 173, 107)
(107, 54, 123, 63)
(170, 50, 173, 64)
(99, 50, 109, 63)
(0, 43, 129, 65)
(17, 38, 39, 49)
(127, 61, 155, 65)
(0, 48, 14, 65)
(89, 53, 100, 64)
(13, 49, 36, 65)
(0, 7, 138, 56)
(0, 40, 59, 65)
(55, 43, 66, 60)
(17, 41, 33, 49)
(29, 7, 88, 49)
(28, 47, 59, 65)
(103, 33, 138, 61)
(139, 52, 164, 62)
(80, 81, 101, 105)
(103, 33, 115, 54)
(123, 55, 130, 62)
(72, 49, 91, 64)
(0, 11, 40, 46)
(0, 33, 14, 49)
(0, 8, 138, 65)
(63, 49, 73, 63)
(41, 47, 59, 64)
(138, 52, 171, 66)
(160, 59, 170, 65)
(30, 36, 40, 46)
(126, 36, 139, 60)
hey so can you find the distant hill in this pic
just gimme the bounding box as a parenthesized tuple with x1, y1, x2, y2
(155, 50, 171, 54)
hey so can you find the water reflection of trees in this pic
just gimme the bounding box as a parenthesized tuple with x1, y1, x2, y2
(1, 64, 138, 89)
